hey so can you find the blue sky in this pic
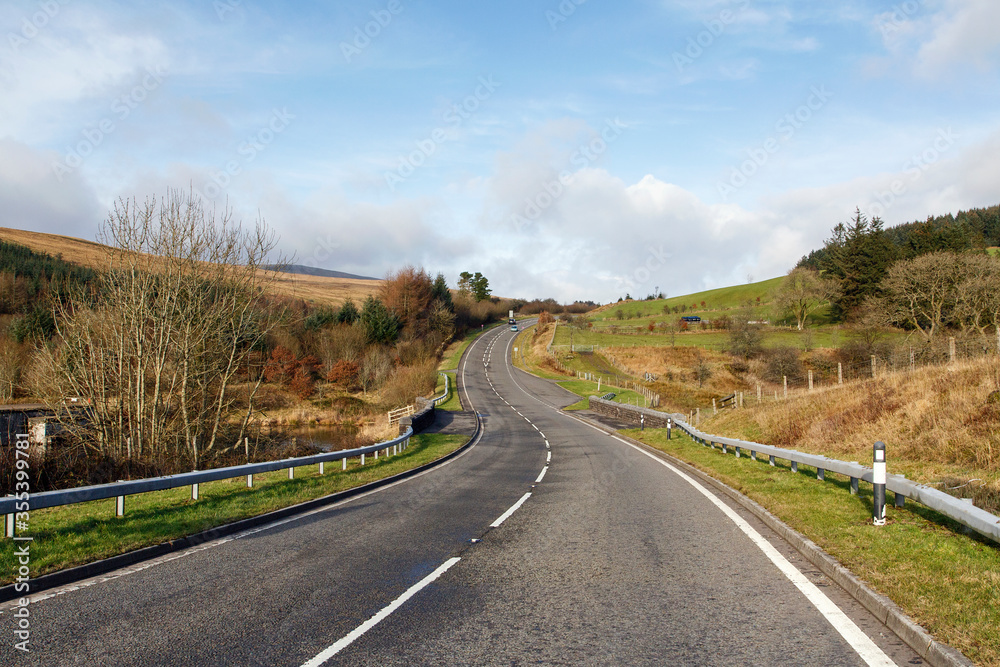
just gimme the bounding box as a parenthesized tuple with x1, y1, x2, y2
(2, 0, 1000, 302)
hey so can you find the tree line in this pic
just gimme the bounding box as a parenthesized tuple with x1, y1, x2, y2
(783, 206, 1000, 343)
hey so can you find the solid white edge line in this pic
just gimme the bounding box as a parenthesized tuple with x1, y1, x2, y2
(300, 557, 462, 666)
(613, 437, 895, 667)
(489, 492, 532, 528)
(535, 467, 547, 483)
(546, 451, 551, 463)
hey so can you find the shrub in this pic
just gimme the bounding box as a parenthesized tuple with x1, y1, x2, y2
(326, 360, 360, 389)
(763, 347, 805, 384)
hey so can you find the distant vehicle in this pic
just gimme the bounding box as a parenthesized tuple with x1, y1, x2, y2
(681, 315, 701, 322)
(510, 324, 518, 331)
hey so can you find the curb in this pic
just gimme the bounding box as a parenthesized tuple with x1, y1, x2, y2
(0, 422, 482, 606)
(608, 427, 974, 667)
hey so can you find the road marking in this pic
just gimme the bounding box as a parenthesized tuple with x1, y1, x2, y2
(490, 492, 532, 528)
(616, 438, 896, 667)
(300, 557, 462, 666)
(546, 451, 551, 463)
(532, 424, 539, 431)
(535, 467, 547, 483)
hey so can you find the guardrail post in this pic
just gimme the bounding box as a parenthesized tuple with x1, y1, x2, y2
(817, 468, 824, 481)
(769, 455, 776, 467)
(791, 461, 798, 473)
(750, 450, 757, 461)
(342, 457, 347, 470)
(116, 494, 125, 517)
(361, 453, 365, 466)
(319, 461, 325, 475)
(895, 492, 905, 508)
(247, 473, 254, 488)
(851, 477, 859, 495)
(288, 466, 294, 480)
(735, 446, 740, 459)
(873, 441, 887, 526)
(192, 482, 199, 501)
(6, 496, 14, 537)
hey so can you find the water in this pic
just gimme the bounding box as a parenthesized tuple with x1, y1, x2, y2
(287, 423, 360, 452)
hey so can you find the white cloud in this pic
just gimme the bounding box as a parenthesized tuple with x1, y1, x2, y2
(0, 9, 170, 143)
(916, 0, 1000, 76)
(871, 0, 1000, 79)
(0, 138, 102, 236)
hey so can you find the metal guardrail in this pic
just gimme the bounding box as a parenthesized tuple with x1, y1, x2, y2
(2, 427, 414, 522)
(432, 372, 450, 406)
(669, 417, 1000, 545)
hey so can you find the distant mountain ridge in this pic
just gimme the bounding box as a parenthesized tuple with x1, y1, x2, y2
(268, 264, 378, 281)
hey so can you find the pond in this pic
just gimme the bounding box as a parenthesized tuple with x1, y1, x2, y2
(286, 423, 361, 452)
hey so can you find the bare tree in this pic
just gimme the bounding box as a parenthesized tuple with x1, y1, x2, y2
(879, 251, 971, 342)
(955, 254, 1000, 342)
(773, 267, 832, 330)
(35, 190, 285, 468)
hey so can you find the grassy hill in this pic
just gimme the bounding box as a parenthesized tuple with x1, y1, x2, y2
(593, 276, 786, 322)
(0, 227, 380, 307)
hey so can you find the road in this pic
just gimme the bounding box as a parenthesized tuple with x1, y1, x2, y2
(1, 325, 923, 666)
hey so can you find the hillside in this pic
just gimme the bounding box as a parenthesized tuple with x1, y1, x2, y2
(592, 276, 788, 323)
(0, 227, 380, 307)
(268, 264, 378, 281)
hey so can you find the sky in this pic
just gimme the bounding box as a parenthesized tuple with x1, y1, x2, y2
(2, 0, 1000, 304)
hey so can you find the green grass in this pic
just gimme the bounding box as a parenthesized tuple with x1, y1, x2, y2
(436, 371, 462, 411)
(597, 277, 785, 320)
(1, 433, 469, 585)
(556, 379, 649, 410)
(988, 247, 999, 257)
(439, 324, 499, 371)
(631, 427, 1000, 666)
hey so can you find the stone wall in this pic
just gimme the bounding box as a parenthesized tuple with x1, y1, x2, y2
(399, 397, 435, 435)
(588, 396, 676, 429)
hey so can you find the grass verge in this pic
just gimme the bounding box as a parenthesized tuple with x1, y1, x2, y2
(630, 427, 1000, 666)
(556, 379, 649, 411)
(439, 324, 499, 371)
(1, 433, 469, 586)
(436, 371, 462, 411)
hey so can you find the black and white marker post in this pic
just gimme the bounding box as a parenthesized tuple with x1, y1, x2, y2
(640, 414, 645, 432)
(873, 441, 887, 526)
(667, 417, 672, 440)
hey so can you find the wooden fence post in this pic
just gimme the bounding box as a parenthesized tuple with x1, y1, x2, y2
(808, 370, 813, 392)
(838, 362, 843, 385)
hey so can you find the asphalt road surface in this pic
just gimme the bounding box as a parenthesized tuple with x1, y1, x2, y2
(1, 325, 925, 666)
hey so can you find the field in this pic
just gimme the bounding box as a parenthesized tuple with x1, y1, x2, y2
(0, 227, 380, 307)
(591, 276, 786, 320)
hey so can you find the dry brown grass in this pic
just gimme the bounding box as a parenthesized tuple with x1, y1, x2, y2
(0, 226, 380, 307)
(706, 356, 1000, 510)
(607, 345, 748, 410)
